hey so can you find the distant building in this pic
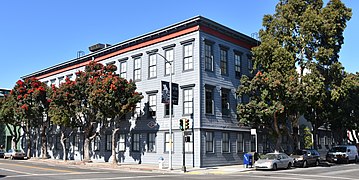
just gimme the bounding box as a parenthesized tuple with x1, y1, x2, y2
(22, 16, 258, 167)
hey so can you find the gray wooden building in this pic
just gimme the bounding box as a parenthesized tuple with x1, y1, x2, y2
(22, 16, 258, 167)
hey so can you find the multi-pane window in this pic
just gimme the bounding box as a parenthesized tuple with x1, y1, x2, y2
(205, 88, 214, 114)
(234, 53, 242, 78)
(65, 138, 70, 150)
(220, 49, 228, 75)
(204, 43, 213, 71)
(237, 133, 244, 153)
(165, 132, 174, 152)
(221, 89, 230, 116)
(149, 54, 157, 78)
(118, 134, 126, 152)
(183, 43, 193, 70)
(106, 134, 112, 151)
(94, 136, 100, 151)
(134, 102, 141, 118)
(165, 104, 173, 116)
(185, 132, 193, 153)
(165, 49, 174, 75)
(206, 132, 214, 153)
(132, 133, 140, 152)
(134, 58, 141, 81)
(222, 132, 230, 153)
(148, 94, 156, 117)
(56, 136, 61, 150)
(147, 133, 156, 152)
(183, 89, 193, 115)
(120, 61, 127, 79)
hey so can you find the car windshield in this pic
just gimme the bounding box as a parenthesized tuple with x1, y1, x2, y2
(261, 154, 278, 160)
(329, 147, 347, 152)
(292, 150, 305, 155)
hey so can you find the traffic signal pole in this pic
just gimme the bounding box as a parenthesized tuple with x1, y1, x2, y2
(182, 130, 186, 172)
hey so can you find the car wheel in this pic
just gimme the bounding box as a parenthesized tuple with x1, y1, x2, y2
(302, 160, 307, 168)
(272, 163, 277, 171)
(287, 162, 292, 169)
(315, 160, 320, 166)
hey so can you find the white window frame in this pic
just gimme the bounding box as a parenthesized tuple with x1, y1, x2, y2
(165, 48, 174, 75)
(164, 132, 174, 153)
(183, 88, 193, 115)
(204, 43, 213, 71)
(118, 134, 126, 152)
(134, 57, 141, 81)
(183, 43, 193, 71)
(149, 54, 157, 78)
(148, 94, 157, 117)
(120, 61, 127, 79)
(132, 133, 140, 152)
(147, 133, 156, 152)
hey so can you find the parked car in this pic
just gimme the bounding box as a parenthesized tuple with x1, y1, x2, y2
(291, 149, 320, 167)
(326, 145, 358, 163)
(4, 149, 25, 160)
(0, 149, 5, 158)
(254, 152, 294, 170)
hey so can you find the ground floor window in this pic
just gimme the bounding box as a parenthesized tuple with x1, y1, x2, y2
(206, 132, 214, 153)
(222, 132, 230, 153)
(147, 133, 156, 152)
(132, 133, 140, 152)
(118, 134, 126, 152)
(164, 132, 173, 153)
(237, 133, 244, 153)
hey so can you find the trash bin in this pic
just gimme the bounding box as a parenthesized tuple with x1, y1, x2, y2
(158, 157, 164, 169)
(243, 153, 253, 168)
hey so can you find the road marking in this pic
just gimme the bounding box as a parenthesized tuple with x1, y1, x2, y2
(0, 167, 33, 175)
(248, 171, 355, 180)
(232, 174, 316, 180)
(0, 162, 74, 173)
(318, 168, 359, 176)
(5, 171, 104, 178)
(69, 174, 181, 180)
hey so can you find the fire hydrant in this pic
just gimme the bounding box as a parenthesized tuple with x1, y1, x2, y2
(158, 157, 164, 169)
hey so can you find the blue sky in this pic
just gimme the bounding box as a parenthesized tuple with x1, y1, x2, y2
(0, 0, 357, 89)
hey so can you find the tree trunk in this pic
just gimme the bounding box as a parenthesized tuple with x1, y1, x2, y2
(25, 125, 32, 159)
(83, 137, 90, 162)
(273, 111, 282, 152)
(60, 132, 67, 162)
(41, 122, 48, 159)
(111, 128, 119, 165)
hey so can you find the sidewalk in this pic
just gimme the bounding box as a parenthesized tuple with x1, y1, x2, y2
(27, 158, 254, 175)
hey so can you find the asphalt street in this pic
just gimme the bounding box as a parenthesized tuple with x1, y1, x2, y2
(1, 158, 359, 180)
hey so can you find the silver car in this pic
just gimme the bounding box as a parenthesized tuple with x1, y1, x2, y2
(4, 149, 25, 160)
(254, 152, 294, 170)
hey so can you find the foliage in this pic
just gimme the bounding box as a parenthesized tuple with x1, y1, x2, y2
(303, 127, 313, 149)
(237, 0, 352, 151)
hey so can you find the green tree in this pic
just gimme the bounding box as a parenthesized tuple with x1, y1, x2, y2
(237, 0, 352, 151)
(0, 96, 21, 149)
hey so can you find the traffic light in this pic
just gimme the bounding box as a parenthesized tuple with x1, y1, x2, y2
(185, 119, 190, 130)
(179, 119, 184, 131)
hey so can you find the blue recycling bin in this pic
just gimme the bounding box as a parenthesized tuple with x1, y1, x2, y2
(243, 153, 253, 168)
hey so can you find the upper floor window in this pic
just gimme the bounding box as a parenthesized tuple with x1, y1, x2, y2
(148, 94, 157, 117)
(220, 48, 228, 75)
(165, 49, 174, 75)
(183, 88, 193, 115)
(234, 52, 242, 79)
(247, 54, 253, 72)
(221, 89, 230, 116)
(205, 87, 214, 115)
(120, 61, 127, 79)
(134, 57, 141, 81)
(183, 43, 193, 71)
(149, 54, 157, 78)
(134, 102, 141, 118)
(204, 43, 213, 71)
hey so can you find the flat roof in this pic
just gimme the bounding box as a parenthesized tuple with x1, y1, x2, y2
(22, 16, 258, 79)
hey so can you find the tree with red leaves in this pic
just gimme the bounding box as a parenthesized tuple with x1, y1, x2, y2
(10, 78, 51, 158)
(49, 77, 79, 161)
(65, 61, 142, 162)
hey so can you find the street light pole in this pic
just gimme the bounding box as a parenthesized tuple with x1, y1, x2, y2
(155, 52, 173, 170)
